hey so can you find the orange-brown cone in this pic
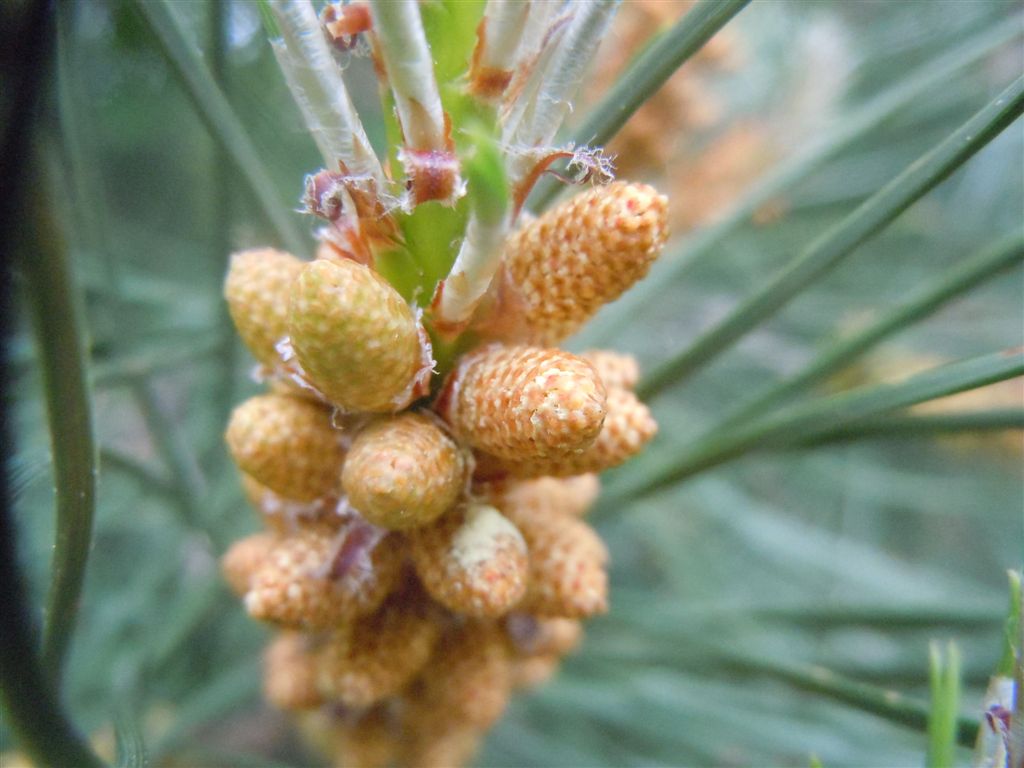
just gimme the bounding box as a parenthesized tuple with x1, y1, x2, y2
(240, 474, 343, 533)
(263, 632, 323, 711)
(225, 394, 344, 502)
(316, 587, 441, 707)
(222, 532, 276, 596)
(580, 349, 640, 391)
(482, 387, 657, 478)
(413, 620, 513, 730)
(477, 474, 601, 519)
(409, 503, 528, 617)
(243, 520, 403, 630)
(342, 412, 468, 530)
(498, 182, 668, 345)
(509, 508, 609, 618)
(436, 344, 606, 462)
(224, 248, 304, 368)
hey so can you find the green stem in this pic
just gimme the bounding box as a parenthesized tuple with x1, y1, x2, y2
(610, 350, 1024, 504)
(22, 183, 98, 680)
(530, 0, 751, 211)
(133, 0, 306, 255)
(576, 20, 1022, 348)
(927, 642, 962, 767)
(0, 506, 102, 768)
(638, 76, 1024, 399)
(714, 233, 1024, 432)
(2, 2, 100, 760)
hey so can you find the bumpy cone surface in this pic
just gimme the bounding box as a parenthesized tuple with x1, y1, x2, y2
(263, 632, 323, 711)
(478, 474, 601, 519)
(316, 587, 441, 707)
(226, 394, 345, 502)
(437, 344, 607, 461)
(504, 614, 583, 657)
(499, 182, 668, 345)
(510, 653, 562, 690)
(240, 473, 342, 533)
(225, 248, 304, 368)
(485, 386, 658, 478)
(244, 521, 402, 630)
(328, 707, 397, 768)
(409, 504, 528, 617)
(398, 711, 482, 768)
(289, 258, 427, 412)
(506, 507, 609, 618)
(222, 532, 276, 596)
(504, 612, 582, 690)
(581, 349, 641, 391)
(342, 412, 467, 530)
(413, 620, 513, 730)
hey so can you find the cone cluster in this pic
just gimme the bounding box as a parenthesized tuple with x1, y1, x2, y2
(221, 181, 666, 767)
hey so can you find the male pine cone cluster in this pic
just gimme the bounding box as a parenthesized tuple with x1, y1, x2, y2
(222, 181, 667, 767)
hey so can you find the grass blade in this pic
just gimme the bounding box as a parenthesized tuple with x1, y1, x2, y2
(577, 20, 1022, 348)
(638, 76, 1024, 399)
(793, 409, 1024, 446)
(711, 650, 977, 749)
(209, 0, 239, 433)
(132, 0, 306, 255)
(997, 570, 1022, 678)
(713, 233, 1024, 431)
(609, 349, 1024, 504)
(927, 642, 962, 767)
(529, 0, 751, 211)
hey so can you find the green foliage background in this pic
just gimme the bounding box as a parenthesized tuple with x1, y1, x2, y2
(5, 1, 1023, 766)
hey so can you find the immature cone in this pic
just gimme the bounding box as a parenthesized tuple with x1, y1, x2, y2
(289, 258, 429, 412)
(413, 621, 513, 730)
(316, 588, 441, 707)
(505, 613, 577, 686)
(342, 413, 467, 530)
(504, 614, 584, 658)
(487, 387, 658, 478)
(398, 712, 482, 768)
(437, 344, 606, 461)
(240, 474, 342, 533)
(263, 632, 323, 711)
(244, 521, 402, 630)
(498, 182, 668, 345)
(222, 532, 276, 596)
(409, 503, 528, 617)
(327, 707, 396, 768)
(224, 248, 304, 367)
(510, 654, 561, 690)
(507, 508, 609, 618)
(580, 349, 640, 391)
(478, 475, 601, 519)
(226, 394, 344, 502)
